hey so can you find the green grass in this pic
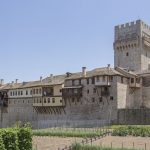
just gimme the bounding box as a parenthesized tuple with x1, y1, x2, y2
(112, 125, 150, 137)
(72, 143, 137, 150)
(33, 127, 109, 138)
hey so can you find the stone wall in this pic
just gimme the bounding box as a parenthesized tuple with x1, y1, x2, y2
(117, 109, 150, 125)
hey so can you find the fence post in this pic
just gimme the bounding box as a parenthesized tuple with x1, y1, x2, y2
(111, 142, 112, 149)
(133, 142, 134, 149)
(145, 143, 147, 150)
(91, 138, 92, 145)
(122, 142, 123, 149)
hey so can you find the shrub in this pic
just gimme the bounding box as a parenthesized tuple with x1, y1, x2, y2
(17, 127, 32, 150)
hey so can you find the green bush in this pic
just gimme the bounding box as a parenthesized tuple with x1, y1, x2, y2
(0, 134, 6, 150)
(0, 127, 32, 150)
(1, 129, 19, 150)
(17, 128, 32, 150)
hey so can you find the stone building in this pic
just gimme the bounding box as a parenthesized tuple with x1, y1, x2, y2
(0, 19, 150, 128)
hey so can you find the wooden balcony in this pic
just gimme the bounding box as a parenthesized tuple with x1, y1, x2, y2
(62, 86, 82, 98)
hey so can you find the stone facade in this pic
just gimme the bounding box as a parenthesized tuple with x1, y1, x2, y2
(1, 20, 150, 128)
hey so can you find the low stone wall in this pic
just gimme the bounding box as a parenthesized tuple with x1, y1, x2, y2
(117, 109, 150, 125)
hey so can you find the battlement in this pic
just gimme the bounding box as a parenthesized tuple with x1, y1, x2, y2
(115, 20, 150, 31)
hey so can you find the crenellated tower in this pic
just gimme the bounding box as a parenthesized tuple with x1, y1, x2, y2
(114, 20, 150, 72)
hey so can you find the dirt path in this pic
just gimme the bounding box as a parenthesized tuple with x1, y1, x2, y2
(33, 136, 83, 150)
(93, 136, 150, 150)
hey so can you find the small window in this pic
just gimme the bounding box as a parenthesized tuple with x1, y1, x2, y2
(91, 77, 95, 84)
(39, 89, 42, 94)
(92, 98, 95, 103)
(87, 89, 89, 94)
(60, 89, 62, 93)
(126, 52, 129, 56)
(110, 96, 113, 100)
(87, 78, 89, 84)
(26, 90, 28, 95)
(52, 98, 55, 103)
(79, 79, 81, 85)
(36, 89, 38, 94)
(30, 90, 32, 95)
(44, 98, 46, 103)
(102, 76, 105, 82)
(15, 91, 17, 96)
(96, 76, 100, 82)
(48, 98, 50, 103)
(121, 77, 123, 83)
(99, 97, 102, 102)
(21, 91, 23, 95)
(33, 89, 35, 95)
(93, 88, 96, 93)
(72, 98, 75, 103)
(18, 91, 20, 96)
(131, 78, 134, 83)
(10, 92, 12, 96)
(60, 99, 62, 103)
(109, 76, 113, 82)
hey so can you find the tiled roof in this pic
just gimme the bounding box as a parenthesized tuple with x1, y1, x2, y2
(0, 74, 66, 90)
(65, 67, 124, 80)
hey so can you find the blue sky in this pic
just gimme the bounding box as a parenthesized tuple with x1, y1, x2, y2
(0, 0, 150, 82)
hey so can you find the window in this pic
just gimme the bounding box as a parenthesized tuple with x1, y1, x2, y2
(52, 98, 55, 103)
(48, 98, 50, 103)
(21, 91, 23, 95)
(109, 76, 113, 82)
(72, 98, 75, 103)
(93, 88, 96, 93)
(77, 99, 80, 102)
(60, 99, 62, 103)
(72, 80, 75, 86)
(99, 97, 102, 103)
(13, 91, 14, 96)
(92, 98, 95, 103)
(87, 89, 89, 94)
(126, 52, 129, 56)
(18, 91, 20, 96)
(96, 76, 100, 82)
(102, 76, 105, 82)
(33, 89, 35, 95)
(10, 92, 12, 96)
(110, 96, 114, 100)
(121, 77, 123, 83)
(15, 91, 17, 96)
(36, 89, 38, 94)
(131, 78, 134, 83)
(91, 77, 95, 84)
(39, 88, 42, 94)
(60, 89, 62, 93)
(44, 98, 46, 103)
(79, 79, 81, 85)
(26, 90, 28, 95)
(30, 90, 32, 95)
(87, 78, 89, 84)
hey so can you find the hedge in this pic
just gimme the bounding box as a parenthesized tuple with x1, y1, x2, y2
(0, 127, 32, 150)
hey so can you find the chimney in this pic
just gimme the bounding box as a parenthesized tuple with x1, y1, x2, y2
(0, 79, 4, 85)
(82, 67, 87, 77)
(66, 72, 72, 77)
(15, 79, 18, 84)
(50, 74, 53, 79)
(40, 76, 42, 82)
(107, 64, 110, 69)
(12, 81, 14, 86)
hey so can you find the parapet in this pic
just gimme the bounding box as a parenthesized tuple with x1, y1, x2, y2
(115, 20, 150, 31)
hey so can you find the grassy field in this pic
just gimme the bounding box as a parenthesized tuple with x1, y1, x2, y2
(72, 143, 137, 150)
(111, 125, 150, 137)
(33, 127, 109, 138)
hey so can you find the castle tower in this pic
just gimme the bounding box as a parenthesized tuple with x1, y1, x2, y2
(114, 20, 150, 72)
